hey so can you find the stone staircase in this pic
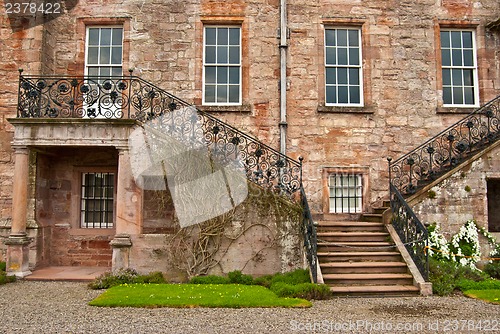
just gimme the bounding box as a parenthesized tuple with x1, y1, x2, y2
(316, 203, 420, 296)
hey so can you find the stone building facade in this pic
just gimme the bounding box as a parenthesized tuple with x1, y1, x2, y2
(0, 0, 500, 276)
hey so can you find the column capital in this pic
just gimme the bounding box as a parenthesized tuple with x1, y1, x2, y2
(12, 146, 29, 154)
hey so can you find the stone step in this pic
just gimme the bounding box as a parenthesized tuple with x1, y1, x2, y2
(361, 213, 384, 223)
(330, 284, 419, 297)
(317, 241, 394, 252)
(316, 221, 386, 232)
(320, 261, 408, 274)
(323, 273, 414, 286)
(372, 207, 389, 215)
(317, 232, 390, 243)
(317, 251, 403, 262)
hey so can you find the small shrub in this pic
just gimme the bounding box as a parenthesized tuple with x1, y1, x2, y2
(136, 271, 166, 284)
(429, 258, 488, 296)
(269, 269, 310, 286)
(253, 275, 274, 288)
(227, 270, 254, 285)
(0, 272, 16, 285)
(456, 278, 500, 291)
(0, 261, 6, 272)
(484, 261, 500, 279)
(189, 275, 231, 285)
(88, 268, 167, 289)
(270, 282, 331, 300)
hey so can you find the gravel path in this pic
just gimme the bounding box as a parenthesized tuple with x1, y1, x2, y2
(0, 281, 499, 334)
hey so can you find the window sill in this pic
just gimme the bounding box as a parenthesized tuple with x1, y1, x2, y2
(69, 228, 116, 236)
(436, 106, 477, 114)
(317, 105, 374, 114)
(197, 104, 252, 113)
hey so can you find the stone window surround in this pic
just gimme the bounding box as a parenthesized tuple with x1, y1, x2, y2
(195, 15, 251, 113)
(318, 18, 374, 114)
(435, 20, 484, 115)
(321, 166, 370, 215)
(75, 17, 131, 77)
(70, 166, 117, 236)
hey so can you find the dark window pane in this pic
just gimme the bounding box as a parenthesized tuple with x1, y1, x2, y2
(101, 28, 111, 45)
(112, 29, 123, 46)
(206, 28, 216, 45)
(111, 47, 122, 64)
(205, 85, 216, 103)
(326, 68, 336, 84)
(464, 87, 474, 105)
(229, 85, 239, 103)
(205, 46, 216, 63)
(452, 69, 463, 85)
(325, 47, 336, 65)
(338, 86, 349, 103)
(463, 50, 473, 66)
(337, 29, 347, 46)
(325, 29, 336, 46)
(217, 67, 228, 84)
(229, 67, 239, 84)
(452, 49, 462, 66)
(443, 87, 452, 104)
(349, 47, 359, 65)
(326, 86, 336, 104)
(229, 28, 240, 45)
(229, 46, 240, 64)
(88, 67, 98, 76)
(442, 69, 451, 85)
(217, 28, 228, 45)
(100, 67, 110, 77)
(100, 47, 110, 64)
(205, 66, 216, 83)
(338, 48, 348, 65)
(451, 31, 462, 48)
(348, 30, 359, 46)
(453, 87, 464, 104)
(217, 85, 228, 103)
(441, 49, 451, 66)
(349, 68, 359, 85)
(350, 86, 360, 104)
(88, 28, 99, 45)
(87, 47, 98, 64)
(440, 31, 450, 48)
(463, 69, 473, 86)
(217, 46, 228, 63)
(338, 68, 348, 84)
(111, 67, 122, 76)
(462, 31, 473, 48)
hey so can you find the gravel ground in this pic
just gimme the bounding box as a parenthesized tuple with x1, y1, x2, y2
(0, 281, 499, 334)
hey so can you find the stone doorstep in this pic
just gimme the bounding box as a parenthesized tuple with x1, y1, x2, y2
(24, 266, 109, 282)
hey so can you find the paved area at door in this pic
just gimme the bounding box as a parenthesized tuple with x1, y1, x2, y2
(1, 281, 498, 334)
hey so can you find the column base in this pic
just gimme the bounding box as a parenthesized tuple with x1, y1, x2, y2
(4, 234, 32, 278)
(110, 234, 133, 271)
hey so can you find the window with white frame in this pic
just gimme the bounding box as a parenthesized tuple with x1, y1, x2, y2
(325, 28, 363, 106)
(440, 29, 478, 107)
(86, 26, 123, 77)
(81, 172, 115, 228)
(329, 174, 363, 213)
(203, 26, 241, 105)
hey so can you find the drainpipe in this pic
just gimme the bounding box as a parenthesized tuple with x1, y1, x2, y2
(279, 0, 288, 156)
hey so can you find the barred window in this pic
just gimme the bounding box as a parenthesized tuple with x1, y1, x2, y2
(329, 174, 363, 213)
(81, 172, 115, 228)
(440, 30, 478, 107)
(325, 28, 363, 106)
(203, 26, 242, 105)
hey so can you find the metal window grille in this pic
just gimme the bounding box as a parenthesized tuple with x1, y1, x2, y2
(81, 172, 115, 228)
(329, 174, 363, 213)
(440, 29, 478, 106)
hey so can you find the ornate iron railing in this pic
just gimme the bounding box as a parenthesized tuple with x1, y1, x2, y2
(17, 73, 302, 199)
(389, 183, 429, 280)
(300, 177, 317, 283)
(390, 94, 500, 196)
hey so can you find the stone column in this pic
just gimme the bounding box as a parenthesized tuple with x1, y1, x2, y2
(5, 146, 32, 277)
(111, 148, 142, 271)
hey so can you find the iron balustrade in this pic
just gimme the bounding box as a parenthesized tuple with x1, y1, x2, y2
(17, 73, 302, 199)
(389, 183, 429, 280)
(390, 94, 500, 196)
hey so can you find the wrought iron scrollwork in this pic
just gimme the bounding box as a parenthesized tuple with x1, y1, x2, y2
(390, 94, 500, 196)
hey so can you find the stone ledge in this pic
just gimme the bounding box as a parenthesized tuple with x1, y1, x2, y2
(436, 106, 477, 114)
(317, 105, 374, 114)
(197, 104, 252, 113)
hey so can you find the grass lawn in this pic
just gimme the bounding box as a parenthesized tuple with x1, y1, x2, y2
(89, 284, 312, 308)
(463, 290, 500, 305)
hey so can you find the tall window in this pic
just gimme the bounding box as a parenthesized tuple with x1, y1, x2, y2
(325, 28, 363, 106)
(81, 172, 115, 228)
(329, 174, 363, 213)
(440, 30, 478, 107)
(203, 26, 241, 105)
(86, 27, 123, 77)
